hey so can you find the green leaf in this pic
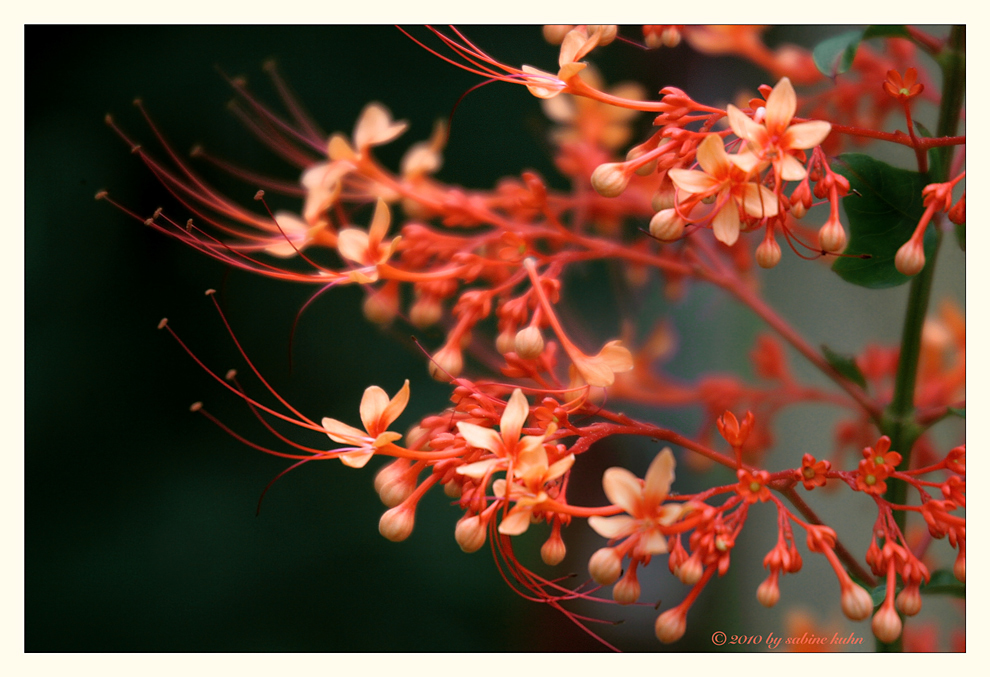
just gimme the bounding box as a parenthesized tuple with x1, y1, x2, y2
(921, 569, 965, 598)
(870, 583, 887, 608)
(813, 30, 863, 77)
(821, 345, 868, 389)
(813, 26, 910, 78)
(948, 407, 965, 419)
(831, 154, 934, 289)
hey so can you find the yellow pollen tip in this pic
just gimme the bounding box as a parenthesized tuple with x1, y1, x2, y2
(865, 475, 876, 486)
(749, 481, 761, 493)
(803, 467, 816, 479)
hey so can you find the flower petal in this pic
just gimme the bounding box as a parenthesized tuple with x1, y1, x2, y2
(600, 340, 634, 372)
(643, 447, 676, 506)
(457, 422, 504, 455)
(545, 453, 575, 482)
(359, 385, 390, 433)
(781, 120, 831, 151)
(456, 458, 499, 479)
(500, 389, 529, 450)
(778, 154, 808, 182)
(339, 449, 375, 468)
(497, 506, 533, 535)
(588, 514, 636, 539)
(764, 77, 796, 134)
(711, 200, 741, 246)
(641, 528, 669, 554)
(367, 199, 391, 251)
(695, 133, 731, 177)
(337, 228, 370, 265)
(602, 466, 643, 515)
(378, 380, 410, 430)
(726, 105, 766, 146)
(738, 183, 779, 218)
(322, 417, 369, 446)
(521, 65, 565, 99)
(353, 103, 408, 150)
(668, 168, 719, 195)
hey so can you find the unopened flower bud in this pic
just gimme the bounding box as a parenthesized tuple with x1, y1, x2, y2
(379, 504, 415, 542)
(363, 287, 399, 325)
(661, 27, 681, 48)
(651, 185, 676, 212)
(443, 479, 462, 499)
(588, 547, 622, 586)
(655, 607, 687, 643)
(649, 208, 686, 241)
(613, 569, 641, 605)
(756, 574, 780, 608)
(789, 200, 807, 219)
(541, 530, 567, 566)
(840, 583, 872, 621)
(755, 237, 782, 269)
(626, 147, 658, 176)
(872, 604, 903, 643)
(496, 329, 517, 355)
(895, 585, 922, 616)
(588, 25, 618, 46)
(455, 514, 487, 553)
(677, 553, 704, 585)
(410, 296, 443, 328)
(514, 326, 545, 359)
(818, 217, 847, 253)
(429, 345, 463, 382)
(542, 24, 572, 45)
(894, 238, 925, 276)
(374, 458, 414, 507)
(591, 162, 630, 198)
(948, 192, 965, 225)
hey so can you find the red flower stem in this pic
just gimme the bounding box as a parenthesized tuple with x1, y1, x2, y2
(901, 104, 928, 174)
(827, 123, 964, 149)
(779, 485, 877, 587)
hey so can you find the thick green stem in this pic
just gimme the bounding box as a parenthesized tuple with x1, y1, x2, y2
(876, 24, 964, 653)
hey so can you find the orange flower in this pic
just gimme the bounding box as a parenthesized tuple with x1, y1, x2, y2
(726, 77, 831, 182)
(327, 102, 409, 160)
(521, 25, 613, 99)
(668, 133, 778, 246)
(492, 443, 574, 535)
(321, 380, 410, 468)
(883, 68, 924, 103)
(455, 388, 553, 480)
(336, 198, 401, 283)
(588, 448, 691, 554)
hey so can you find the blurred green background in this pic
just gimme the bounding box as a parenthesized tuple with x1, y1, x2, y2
(26, 25, 962, 652)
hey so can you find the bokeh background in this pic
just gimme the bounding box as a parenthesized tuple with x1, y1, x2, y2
(25, 25, 963, 651)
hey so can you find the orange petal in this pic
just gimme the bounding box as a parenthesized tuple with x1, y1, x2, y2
(602, 466, 642, 515)
(457, 422, 504, 455)
(781, 120, 831, 150)
(322, 417, 369, 446)
(546, 453, 575, 482)
(339, 449, 375, 468)
(726, 104, 766, 146)
(497, 506, 533, 535)
(641, 529, 669, 554)
(764, 77, 796, 135)
(521, 65, 565, 99)
(643, 447, 676, 506)
(777, 154, 808, 182)
(712, 201, 741, 246)
(739, 183, 779, 218)
(337, 228, 370, 265)
(359, 385, 390, 432)
(588, 514, 636, 539)
(353, 102, 408, 150)
(668, 168, 719, 195)
(600, 340, 633, 373)
(695, 133, 731, 177)
(378, 379, 410, 431)
(500, 389, 529, 449)
(456, 458, 499, 479)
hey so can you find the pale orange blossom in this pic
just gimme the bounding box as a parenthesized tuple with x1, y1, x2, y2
(668, 133, 777, 246)
(588, 448, 692, 554)
(336, 198, 401, 283)
(321, 380, 410, 468)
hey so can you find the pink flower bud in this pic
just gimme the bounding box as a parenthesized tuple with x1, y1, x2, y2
(894, 238, 925, 276)
(651, 185, 676, 212)
(454, 514, 487, 553)
(756, 573, 780, 608)
(588, 547, 623, 586)
(379, 504, 415, 542)
(591, 162, 630, 198)
(895, 585, 922, 616)
(495, 329, 517, 355)
(840, 583, 872, 621)
(655, 607, 687, 643)
(755, 237, 782, 269)
(514, 326, 545, 359)
(872, 604, 903, 643)
(410, 295, 443, 328)
(818, 217, 847, 253)
(612, 569, 641, 605)
(677, 553, 704, 585)
(540, 531, 567, 566)
(428, 345, 463, 382)
(649, 208, 686, 241)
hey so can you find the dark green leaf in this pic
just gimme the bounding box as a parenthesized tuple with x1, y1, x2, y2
(870, 583, 887, 608)
(863, 25, 911, 40)
(821, 345, 868, 389)
(921, 569, 965, 598)
(955, 223, 965, 251)
(831, 154, 934, 289)
(948, 407, 965, 419)
(813, 30, 863, 77)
